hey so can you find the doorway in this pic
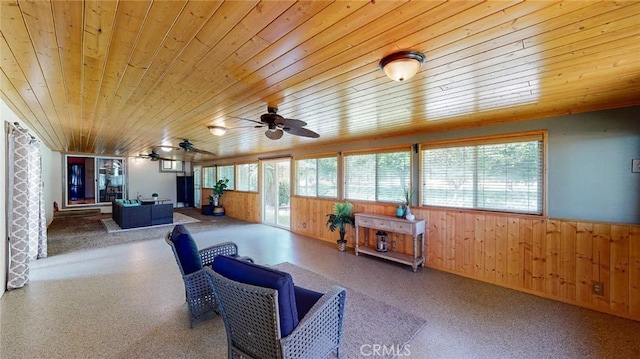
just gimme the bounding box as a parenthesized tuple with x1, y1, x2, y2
(262, 159, 290, 228)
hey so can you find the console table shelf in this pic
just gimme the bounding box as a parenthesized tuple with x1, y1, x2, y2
(354, 213, 426, 272)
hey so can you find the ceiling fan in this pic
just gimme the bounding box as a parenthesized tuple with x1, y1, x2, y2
(156, 139, 216, 156)
(227, 107, 320, 140)
(138, 150, 170, 162)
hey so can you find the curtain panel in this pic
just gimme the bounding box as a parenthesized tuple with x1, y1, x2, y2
(7, 125, 47, 290)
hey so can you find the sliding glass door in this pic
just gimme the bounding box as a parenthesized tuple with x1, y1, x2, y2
(262, 159, 290, 228)
(65, 155, 125, 207)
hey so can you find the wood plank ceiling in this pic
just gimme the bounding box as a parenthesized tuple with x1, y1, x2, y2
(2, 1, 639, 161)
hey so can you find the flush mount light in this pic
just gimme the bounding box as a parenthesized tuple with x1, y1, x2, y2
(208, 125, 227, 136)
(160, 146, 172, 152)
(379, 50, 426, 82)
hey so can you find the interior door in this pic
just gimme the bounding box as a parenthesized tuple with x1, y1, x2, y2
(262, 159, 290, 228)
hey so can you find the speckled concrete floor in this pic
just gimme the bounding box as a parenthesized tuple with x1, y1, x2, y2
(2, 210, 639, 358)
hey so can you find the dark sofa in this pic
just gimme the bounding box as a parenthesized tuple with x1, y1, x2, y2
(112, 201, 173, 229)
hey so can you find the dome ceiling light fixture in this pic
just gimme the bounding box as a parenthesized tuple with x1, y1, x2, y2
(379, 50, 426, 82)
(208, 125, 227, 136)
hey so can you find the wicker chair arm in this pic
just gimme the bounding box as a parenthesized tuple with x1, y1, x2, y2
(199, 241, 239, 266)
(182, 266, 209, 283)
(281, 286, 347, 358)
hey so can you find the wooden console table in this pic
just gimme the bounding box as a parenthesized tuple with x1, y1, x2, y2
(354, 213, 426, 272)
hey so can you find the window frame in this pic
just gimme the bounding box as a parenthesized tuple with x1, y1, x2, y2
(202, 166, 216, 189)
(419, 131, 547, 215)
(217, 164, 235, 191)
(235, 162, 259, 192)
(343, 146, 412, 203)
(294, 154, 338, 199)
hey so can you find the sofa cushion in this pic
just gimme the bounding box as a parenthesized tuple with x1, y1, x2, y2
(212, 255, 298, 337)
(170, 225, 202, 275)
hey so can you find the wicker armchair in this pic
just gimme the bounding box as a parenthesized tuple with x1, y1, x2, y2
(207, 256, 347, 359)
(166, 224, 249, 328)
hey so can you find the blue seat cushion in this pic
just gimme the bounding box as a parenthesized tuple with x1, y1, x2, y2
(212, 255, 298, 337)
(294, 285, 323, 320)
(170, 225, 202, 275)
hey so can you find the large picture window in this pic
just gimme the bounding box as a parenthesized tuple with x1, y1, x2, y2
(344, 150, 410, 202)
(421, 132, 544, 214)
(295, 156, 338, 198)
(236, 163, 258, 192)
(217, 165, 235, 190)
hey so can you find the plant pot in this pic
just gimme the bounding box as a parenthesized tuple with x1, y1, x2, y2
(337, 240, 347, 252)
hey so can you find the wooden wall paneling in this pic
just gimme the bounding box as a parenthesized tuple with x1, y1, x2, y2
(575, 222, 594, 304)
(494, 216, 508, 285)
(483, 214, 497, 283)
(507, 216, 521, 287)
(545, 219, 561, 297)
(454, 212, 465, 273)
(560, 221, 577, 301)
(592, 224, 611, 310)
(630, 227, 640, 317)
(463, 213, 475, 275)
(531, 219, 546, 292)
(432, 210, 447, 268)
(521, 218, 533, 290)
(610, 225, 630, 314)
(474, 214, 486, 278)
(446, 211, 457, 271)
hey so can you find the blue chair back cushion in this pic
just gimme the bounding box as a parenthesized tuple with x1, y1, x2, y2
(212, 255, 298, 337)
(293, 285, 323, 320)
(170, 225, 203, 275)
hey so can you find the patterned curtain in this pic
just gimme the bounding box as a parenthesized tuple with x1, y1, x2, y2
(7, 125, 47, 290)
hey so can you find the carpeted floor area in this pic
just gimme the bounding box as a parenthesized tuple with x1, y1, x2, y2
(276, 262, 426, 358)
(46, 208, 248, 256)
(100, 212, 199, 233)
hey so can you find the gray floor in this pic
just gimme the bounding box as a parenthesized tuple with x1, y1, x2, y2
(2, 211, 640, 358)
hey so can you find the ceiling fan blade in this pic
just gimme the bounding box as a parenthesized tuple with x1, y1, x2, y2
(229, 115, 264, 126)
(275, 117, 307, 128)
(265, 129, 284, 140)
(284, 126, 320, 138)
(189, 148, 216, 156)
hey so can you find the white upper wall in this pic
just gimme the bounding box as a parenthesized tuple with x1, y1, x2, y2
(127, 157, 190, 206)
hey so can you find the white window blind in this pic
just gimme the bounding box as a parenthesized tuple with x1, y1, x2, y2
(421, 134, 543, 214)
(345, 150, 410, 202)
(202, 167, 216, 188)
(217, 165, 235, 190)
(236, 163, 258, 192)
(295, 156, 337, 198)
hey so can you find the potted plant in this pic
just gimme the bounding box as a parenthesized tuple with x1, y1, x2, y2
(403, 187, 415, 220)
(326, 201, 355, 252)
(211, 178, 229, 207)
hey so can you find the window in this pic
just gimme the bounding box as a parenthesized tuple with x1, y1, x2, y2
(202, 167, 216, 188)
(217, 165, 235, 190)
(421, 132, 544, 214)
(295, 156, 338, 197)
(344, 150, 410, 202)
(236, 163, 258, 192)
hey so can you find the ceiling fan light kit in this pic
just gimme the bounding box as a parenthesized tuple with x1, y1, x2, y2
(379, 50, 426, 82)
(208, 125, 227, 136)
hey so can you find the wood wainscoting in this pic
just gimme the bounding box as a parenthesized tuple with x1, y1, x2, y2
(289, 196, 640, 322)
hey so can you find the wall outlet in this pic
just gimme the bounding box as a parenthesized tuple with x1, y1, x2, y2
(391, 239, 397, 249)
(632, 159, 640, 173)
(592, 281, 604, 295)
